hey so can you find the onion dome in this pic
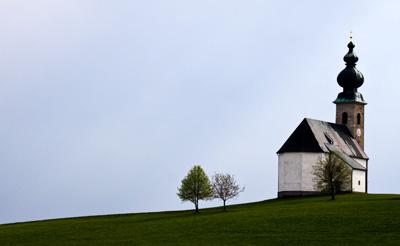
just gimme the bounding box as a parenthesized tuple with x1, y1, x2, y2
(334, 40, 366, 104)
(337, 41, 364, 90)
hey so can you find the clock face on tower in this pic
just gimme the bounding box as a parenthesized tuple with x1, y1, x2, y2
(356, 128, 362, 137)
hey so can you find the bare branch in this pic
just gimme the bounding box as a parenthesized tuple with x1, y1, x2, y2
(211, 173, 244, 211)
(313, 152, 351, 200)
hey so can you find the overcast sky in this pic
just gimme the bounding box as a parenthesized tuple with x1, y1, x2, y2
(1, 0, 400, 224)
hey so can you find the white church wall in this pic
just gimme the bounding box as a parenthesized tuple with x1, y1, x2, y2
(278, 152, 324, 192)
(301, 153, 325, 191)
(352, 170, 366, 192)
(354, 158, 367, 168)
(278, 153, 302, 192)
(279, 152, 367, 194)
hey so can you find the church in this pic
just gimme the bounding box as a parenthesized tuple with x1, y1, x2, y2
(277, 39, 368, 198)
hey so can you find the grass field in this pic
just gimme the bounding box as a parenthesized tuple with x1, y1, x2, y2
(1, 193, 400, 245)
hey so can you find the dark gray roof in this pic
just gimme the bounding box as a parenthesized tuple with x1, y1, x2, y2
(326, 144, 366, 170)
(277, 118, 368, 161)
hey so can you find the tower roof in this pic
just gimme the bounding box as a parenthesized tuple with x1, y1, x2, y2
(334, 40, 366, 104)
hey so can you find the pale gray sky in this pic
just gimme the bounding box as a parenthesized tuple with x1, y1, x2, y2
(1, 0, 400, 224)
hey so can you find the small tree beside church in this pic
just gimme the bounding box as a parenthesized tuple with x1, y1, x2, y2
(177, 165, 212, 213)
(313, 151, 351, 200)
(212, 173, 244, 211)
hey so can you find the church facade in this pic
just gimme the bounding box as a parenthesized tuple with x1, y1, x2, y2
(277, 40, 368, 198)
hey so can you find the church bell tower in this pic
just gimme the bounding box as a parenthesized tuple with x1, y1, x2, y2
(334, 38, 366, 149)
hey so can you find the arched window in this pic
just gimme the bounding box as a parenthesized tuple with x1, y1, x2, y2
(342, 112, 348, 125)
(357, 113, 361, 125)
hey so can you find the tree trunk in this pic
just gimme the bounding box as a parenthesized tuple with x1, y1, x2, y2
(223, 200, 226, 211)
(195, 200, 199, 213)
(331, 183, 335, 200)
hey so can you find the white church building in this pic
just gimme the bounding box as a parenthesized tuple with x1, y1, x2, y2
(277, 39, 368, 198)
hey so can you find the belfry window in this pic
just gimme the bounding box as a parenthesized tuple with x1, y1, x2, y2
(342, 112, 348, 124)
(357, 113, 361, 125)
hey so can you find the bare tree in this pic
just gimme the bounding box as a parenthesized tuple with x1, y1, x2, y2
(212, 173, 244, 211)
(177, 165, 213, 213)
(313, 151, 351, 200)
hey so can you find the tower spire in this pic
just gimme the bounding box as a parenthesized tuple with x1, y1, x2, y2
(334, 38, 366, 104)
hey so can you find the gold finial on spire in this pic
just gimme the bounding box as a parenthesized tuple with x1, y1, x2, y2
(350, 31, 353, 42)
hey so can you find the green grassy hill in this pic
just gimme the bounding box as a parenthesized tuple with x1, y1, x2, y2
(1, 194, 400, 245)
